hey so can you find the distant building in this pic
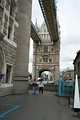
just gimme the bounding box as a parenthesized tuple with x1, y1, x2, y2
(73, 50, 80, 90)
(62, 69, 74, 80)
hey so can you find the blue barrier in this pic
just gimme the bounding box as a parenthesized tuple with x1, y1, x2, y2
(58, 78, 75, 97)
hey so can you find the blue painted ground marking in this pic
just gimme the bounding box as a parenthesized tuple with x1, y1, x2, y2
(0, 104, 20, 118)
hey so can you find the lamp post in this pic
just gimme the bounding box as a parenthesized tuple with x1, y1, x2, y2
(36, 66, 38, 70)
(36, 66, 39, 80)
(52, 66, 55, 81)
(67, 67, 70, 106)
(67, 67, 70, 95)
(52, 66, 54, 71)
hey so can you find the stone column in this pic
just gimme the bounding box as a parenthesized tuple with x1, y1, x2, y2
(32, 43, 37, 80)
(54, 65, 59, 85)
(13, 0, 32, 94)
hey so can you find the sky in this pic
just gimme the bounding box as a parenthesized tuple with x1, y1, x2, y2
(29, 0, 80, 73)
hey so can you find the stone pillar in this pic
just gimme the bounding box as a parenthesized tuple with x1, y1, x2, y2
(54, 65, 59, 85)
(32, 43, 37, 80)
(13, 0, 32, 94)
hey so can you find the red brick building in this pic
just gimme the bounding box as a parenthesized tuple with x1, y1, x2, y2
(62, 69, 74, 81)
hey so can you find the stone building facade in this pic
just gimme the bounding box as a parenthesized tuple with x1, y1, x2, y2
(0, 0, 18, 96)
(73, 50, 80, 90)
(32, 21, 60, 84)
(0, 0, 32, 95)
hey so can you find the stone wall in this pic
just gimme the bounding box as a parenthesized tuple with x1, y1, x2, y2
(0, 85, 13, 97)
(0, 40, 16, 74)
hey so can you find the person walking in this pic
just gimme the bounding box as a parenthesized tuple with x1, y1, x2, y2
(38, 80, 44, 94)
(32, 80, 37, 94)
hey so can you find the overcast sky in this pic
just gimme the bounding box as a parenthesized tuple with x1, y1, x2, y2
(29, 0, 80, 73)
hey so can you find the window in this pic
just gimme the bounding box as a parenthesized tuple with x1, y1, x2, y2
(43, 35, 44, 39)
(39, 59, 42, 62)
(38, 48, 41, 52)
(44, 46, 48, 52)
(5, 1, 9, 11)
(0, 17, 2, 25)
(5, 14, 8, 21)
(44, 29, 46, 32)
(10, 3, 15, 17)
(48, 35, 50, 40)
(49, 59, 52, 62)
(43, 55, 48, 62)
(52, 48, 53, 52)
(4, 21, 7, 28)
(8, 26, 12, 39)
(45, 35, 47, 40)
(0, 0, 4, 6)
(43, 58, 48, 62)
(3, 28, 7, 35)
(10, 6, 13, 16)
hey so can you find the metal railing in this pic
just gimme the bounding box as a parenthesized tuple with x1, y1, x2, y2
(58, 79, 75, 97)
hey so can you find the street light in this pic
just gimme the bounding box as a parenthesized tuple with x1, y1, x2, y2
(36, 66, 38, 70)
(67, 67, 70, 106)
(52, 66, 55, 71)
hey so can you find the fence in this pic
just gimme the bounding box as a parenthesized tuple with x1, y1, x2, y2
(58, 79, 75, 97)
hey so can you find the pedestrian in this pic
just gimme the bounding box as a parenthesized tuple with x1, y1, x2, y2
(38, 80, 44, 94)
(32, 80, 37, 94)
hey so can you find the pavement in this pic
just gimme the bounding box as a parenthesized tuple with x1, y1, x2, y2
(0, 90, 80, 120)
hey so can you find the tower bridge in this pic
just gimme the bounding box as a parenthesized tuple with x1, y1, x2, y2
(31, 0, 60, 84)
(32, 21, 60, 83)
(0, 0, 60, 95)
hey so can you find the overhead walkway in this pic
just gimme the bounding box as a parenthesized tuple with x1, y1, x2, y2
(31, 22, 41, 43)
(38, 0, 59, 42)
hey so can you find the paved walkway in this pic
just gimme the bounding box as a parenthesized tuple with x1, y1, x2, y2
(0, 90, 80, 120)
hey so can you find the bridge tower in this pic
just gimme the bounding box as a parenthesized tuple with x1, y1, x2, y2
(32, 21, 60, 84)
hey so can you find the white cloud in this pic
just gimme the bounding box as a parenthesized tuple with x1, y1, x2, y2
(31, 0, 44, 25)
(58, 0, 80, 70)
